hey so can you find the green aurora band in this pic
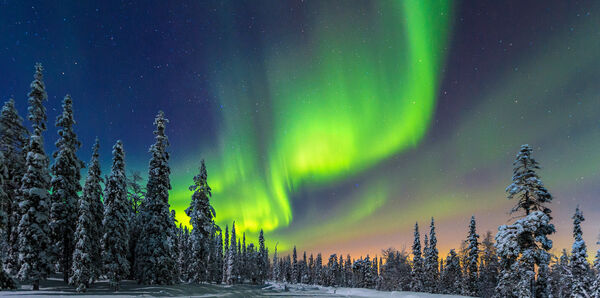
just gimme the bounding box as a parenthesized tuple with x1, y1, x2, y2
(168, 0, 453, 241)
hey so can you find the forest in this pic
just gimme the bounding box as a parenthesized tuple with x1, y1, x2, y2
(1, 64, 599, 298)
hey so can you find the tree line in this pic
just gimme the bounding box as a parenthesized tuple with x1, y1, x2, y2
(2, 64, 600, 297)
(0, 63, 269, 292)
(271, 145, 600, 297)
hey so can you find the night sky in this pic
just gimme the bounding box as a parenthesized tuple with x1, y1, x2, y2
(1, 1, 600, 257)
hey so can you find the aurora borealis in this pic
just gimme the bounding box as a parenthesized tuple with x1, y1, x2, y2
(1, 0, 600, 257)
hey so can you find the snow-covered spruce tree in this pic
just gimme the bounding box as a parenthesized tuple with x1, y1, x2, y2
(185, 159, 215, 283)
(570, 206, 591, 296)
(257, 229, 267, 284)
(550, 249, 571, 297)
(410, 222, 424, 292)
(236, 239, 242, 281)
(0, 99, 29, 274)
(300, 251, 308, 284)
(592, 240, 600, 297)
(271, 244, 279, 281)
(229, 222, 238, 283)
(211, 228, 224, 283)
(69, 165, 97, 292)
(315, 253, 323, 285)
(0, 152, 17, 289)
(535, 250, 551, 298)
(50, 94, 84, 283)
(225, 243, 235, 285)
(440, 249, 462, 294)
(464, 215, 479, 296)
(422, 234, 430, 291)
(307, 253, 314, 284)
(102, 140, 130, 291)
(495, 144, 555, 298)
(177, 225, 190, 282)
(69, 139, 103, 290)
(426, 217, 439, 293)
(479, 231, 499, 297)
(292, 246, 298, 284)
(17, 63, 53, 291)
(134, 111, 176, 285)
(81, 138, 104, 281)
(222, 225, 229, 283)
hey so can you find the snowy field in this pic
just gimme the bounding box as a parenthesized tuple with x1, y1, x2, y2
(0, 277, 469, 297)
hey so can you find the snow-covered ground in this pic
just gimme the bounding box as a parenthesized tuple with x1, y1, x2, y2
(0, 277, 469, 297)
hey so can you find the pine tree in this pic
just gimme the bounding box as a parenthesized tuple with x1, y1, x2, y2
(0, 152, 16, 289)
(81, 139, 104, 280)
(102, 140, 130, 291)
(50, 94, 84, 283)
(17, 63, 53, 290)
(506, 144, 553, 217)
(411, 222, 424, 291)
(464, 216, 479, 296)
(185, 160, 215, 283)
(69, 168, 96, 292)
(0, 99, 29, 274)
(570, 206, 591, 296)
(135, 111, 176, 284)
(496, 145, 555, 297)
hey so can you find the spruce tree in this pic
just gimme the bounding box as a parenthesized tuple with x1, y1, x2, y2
(69, 169, 96, 292)
(570, 206, 591, 296)
(426, 217, 439, 292)
(592, 240, 600, 297)
(222, 225, 229, 283)
(0, 99, 29, 273)
(102, 140, 130, 290)
(292, 246, 298, 284)
(82, 138, 104, 280)
(271, 244, 279, 281)
(185, 159, 215, 283)
(17, 63, 53, 290)
(135, 111, 176, 284)
(464, 215, 479, 296)
(410, 222, 424, 291)
(479, 231, 499, 297)
(50, 94, 84, 282)
(0, 152, 16, 289)
(257, 229, 267, 284)
(230, 222, 237, 283)
(440, 249, 462, 294)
